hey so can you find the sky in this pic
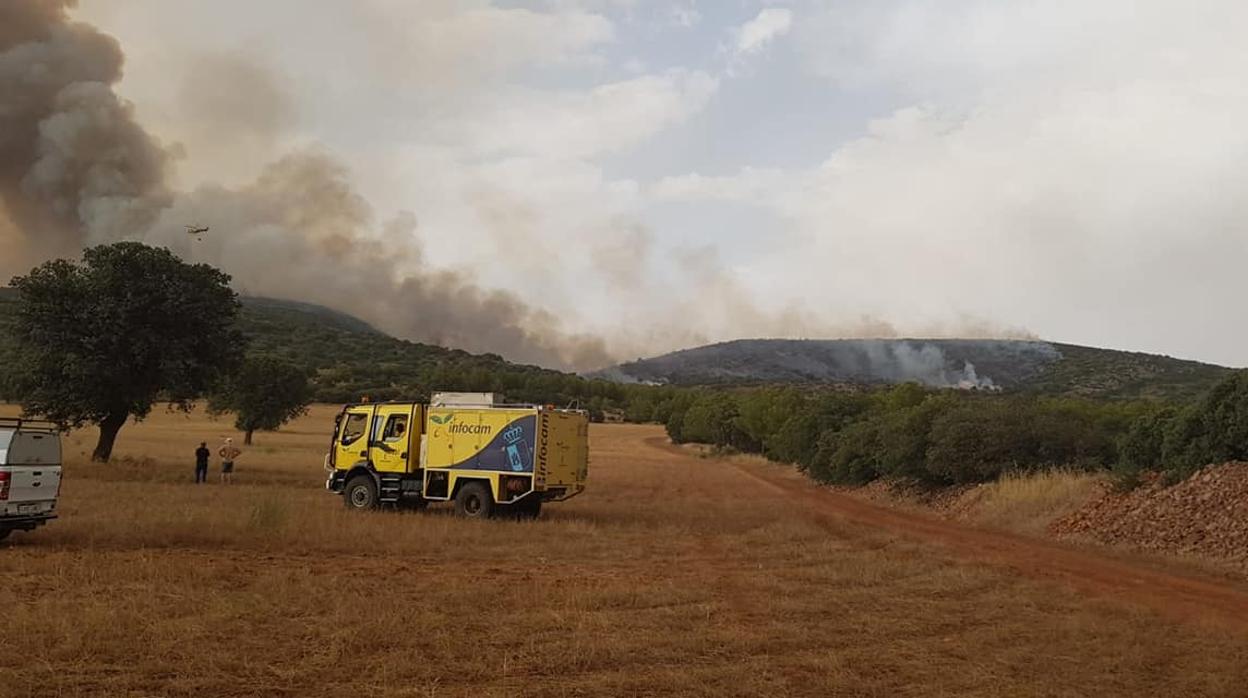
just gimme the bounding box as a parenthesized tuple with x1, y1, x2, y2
(61, 0, 1248, 367)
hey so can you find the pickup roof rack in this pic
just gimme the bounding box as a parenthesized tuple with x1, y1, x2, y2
(0, 417, 60, 433)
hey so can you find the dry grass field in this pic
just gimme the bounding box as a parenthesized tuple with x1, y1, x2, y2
(3, 405, 1248, 697)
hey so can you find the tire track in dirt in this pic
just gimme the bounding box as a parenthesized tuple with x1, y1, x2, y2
(643, 436, 1248, 631)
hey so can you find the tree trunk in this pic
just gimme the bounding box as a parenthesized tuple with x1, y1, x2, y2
(92, 412, 128, 462)
(244, 429, 254, 446)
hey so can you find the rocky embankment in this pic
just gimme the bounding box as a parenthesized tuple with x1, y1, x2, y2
(1052, 463, 1248, 573)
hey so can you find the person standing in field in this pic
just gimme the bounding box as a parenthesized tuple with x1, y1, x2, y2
(194, 442, 210, 483)
(219, 437, 241, 484)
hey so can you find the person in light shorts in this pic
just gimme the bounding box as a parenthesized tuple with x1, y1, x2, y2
(219, 437, 242, 484)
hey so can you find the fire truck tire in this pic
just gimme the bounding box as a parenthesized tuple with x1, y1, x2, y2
(454, 481, 494, 519)
(343, 475, 378, 510)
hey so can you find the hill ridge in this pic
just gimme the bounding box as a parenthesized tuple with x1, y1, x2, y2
(592, 337, 1231, 401)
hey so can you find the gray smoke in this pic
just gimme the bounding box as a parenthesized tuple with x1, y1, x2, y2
(143, 152, 612, 369)
(0, 0, 610, 370)
(0, 0, 169, 278)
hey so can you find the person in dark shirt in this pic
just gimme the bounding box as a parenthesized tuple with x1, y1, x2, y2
(194, 442, 210, 483)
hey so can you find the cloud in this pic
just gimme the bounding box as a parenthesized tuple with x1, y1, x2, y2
(794, 0, 1248, 98)
(665, 0, 1248, 364)
(652, 167, 790, 204)
(668, 3, 701, 28)
(447, 70, 719, 159)
(735, 8, 793, 55)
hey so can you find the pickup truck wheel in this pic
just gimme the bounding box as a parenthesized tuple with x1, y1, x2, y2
(454, 482, 494, 519)
(344, 475, 378, 510)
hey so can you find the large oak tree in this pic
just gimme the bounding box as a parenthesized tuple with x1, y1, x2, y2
(8, 243, 242, 461)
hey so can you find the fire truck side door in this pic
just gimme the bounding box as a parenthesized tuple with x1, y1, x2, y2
(371, 404, 415, 473)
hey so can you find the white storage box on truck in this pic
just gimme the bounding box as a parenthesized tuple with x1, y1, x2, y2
(0, 418, 61, 542)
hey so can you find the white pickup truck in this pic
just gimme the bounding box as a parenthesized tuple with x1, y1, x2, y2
(0, 418, 61, 542)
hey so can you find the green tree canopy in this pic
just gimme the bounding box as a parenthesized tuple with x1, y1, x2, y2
(209, 356, 312, 444)
(8, 243, 242, 461)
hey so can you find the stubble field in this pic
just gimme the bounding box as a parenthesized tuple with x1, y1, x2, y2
(2, 405, 1248, 697)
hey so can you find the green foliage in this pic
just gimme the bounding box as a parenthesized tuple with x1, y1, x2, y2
(6, 243, 242, 461)
(679, 392, 756, 450)
(813, 420, 881, 485)
(0, 290, 19, 400)
(1191, 371, 1248, 463)
(735, 387, 803, 449)
(209, 356, 312, 443)
(1115, 370, 1248, 484)
(666, 381, 1156, 486)
(1116, 407, 1176, 474)
(924, 400, 1037, 483)
(873, 396, 950, 481)
(1026, 343, 1231, 401)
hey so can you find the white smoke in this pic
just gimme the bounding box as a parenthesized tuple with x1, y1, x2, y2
(870, 342, 996, 389)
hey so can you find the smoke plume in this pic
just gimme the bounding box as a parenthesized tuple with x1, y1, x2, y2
(0, 0, 609, 370)
(863, 342, 994, 390)
(145, 152, 612, 368)
(0, 0, 169, 276)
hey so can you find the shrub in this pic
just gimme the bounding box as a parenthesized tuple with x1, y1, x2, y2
(811, 420, 882, 485)
(1191, 370, 1248, 463)
(1117, 407, 1179, 475)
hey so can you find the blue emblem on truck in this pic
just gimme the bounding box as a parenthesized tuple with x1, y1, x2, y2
(502, 421, 532, 472)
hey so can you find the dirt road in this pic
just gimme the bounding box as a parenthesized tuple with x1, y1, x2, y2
(648, 435, 1248, 631)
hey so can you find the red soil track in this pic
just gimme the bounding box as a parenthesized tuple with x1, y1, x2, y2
(645, 436, 1248, 631)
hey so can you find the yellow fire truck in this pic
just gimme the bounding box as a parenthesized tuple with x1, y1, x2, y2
(324, 393, 588, 518)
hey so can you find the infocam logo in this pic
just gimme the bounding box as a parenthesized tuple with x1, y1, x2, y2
(448, 422, 492, 435)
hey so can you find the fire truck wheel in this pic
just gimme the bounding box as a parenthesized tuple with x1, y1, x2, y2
(454, 481, 494, 519)
(343, 475, 378, 510)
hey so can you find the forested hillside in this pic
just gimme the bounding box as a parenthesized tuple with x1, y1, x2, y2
(595, 338, 1232, 401)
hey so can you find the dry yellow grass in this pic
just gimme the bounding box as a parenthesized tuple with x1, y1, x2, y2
(2, 405, 1248, 697)
(962, 469, 1108, 535)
